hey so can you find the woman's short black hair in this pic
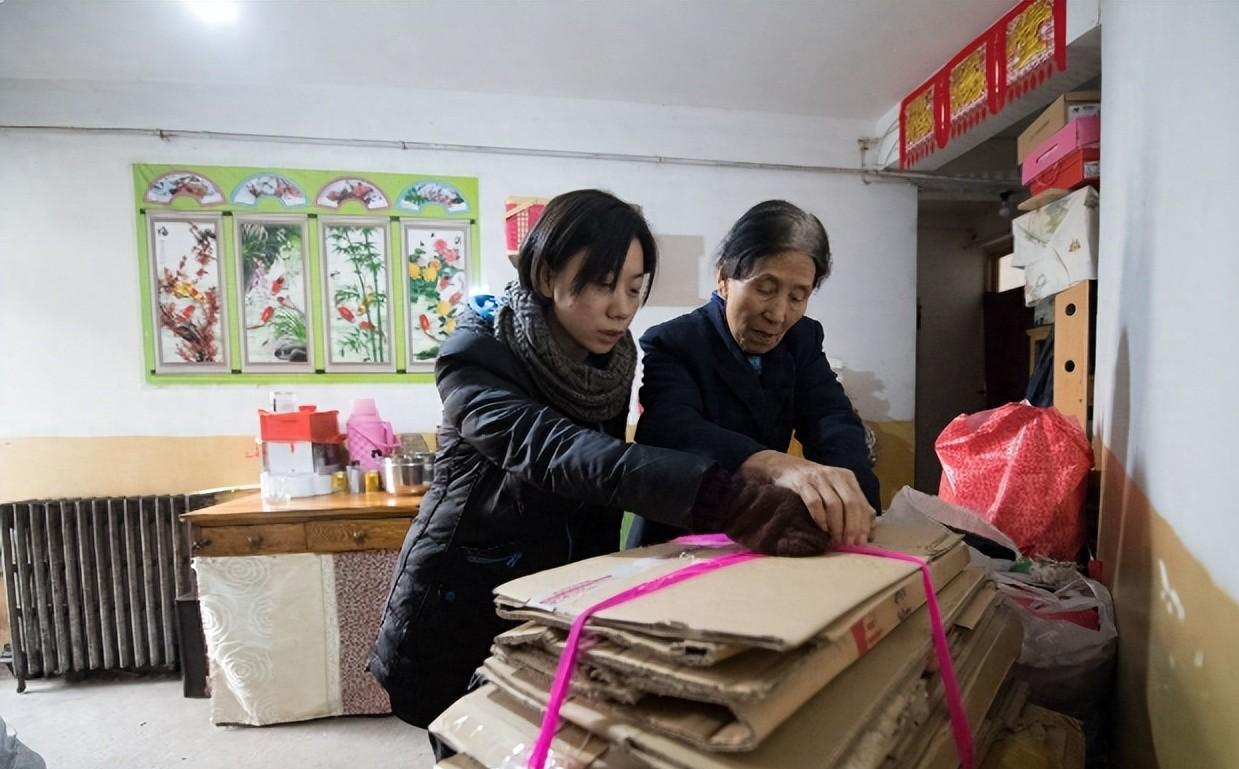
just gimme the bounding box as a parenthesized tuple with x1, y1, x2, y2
(715, 200, 832, 289)
(517, 189, 658, 301)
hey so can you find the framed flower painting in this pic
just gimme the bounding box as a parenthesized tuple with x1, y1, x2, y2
(147, 213, 230, 372)
(403, 220, 469, 368)
(234, 216, 314, 372)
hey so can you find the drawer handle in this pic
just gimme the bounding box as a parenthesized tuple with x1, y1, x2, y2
(247, 534, 264, 548)
(351, 530, 366, 543)
(191, 538, 212, 551)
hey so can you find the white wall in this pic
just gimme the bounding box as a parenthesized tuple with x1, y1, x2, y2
(1095, 1, 1239, 598)
(0, 78, 874, 171)
(0, 83, 916, 439)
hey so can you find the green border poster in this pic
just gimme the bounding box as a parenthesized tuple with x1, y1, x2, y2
(133, 163, 480, 384)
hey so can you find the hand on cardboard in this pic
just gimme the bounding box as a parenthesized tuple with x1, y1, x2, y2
(739, 450, 875, 547)
(691, 467, 830, 556)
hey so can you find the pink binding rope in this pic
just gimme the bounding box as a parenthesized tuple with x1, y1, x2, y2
(526, 543, 758, 768)
(835, 543, 974, 769)
(526, 537, 973, 769)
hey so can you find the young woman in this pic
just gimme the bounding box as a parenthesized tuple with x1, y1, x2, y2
(370, 190, 827, 732)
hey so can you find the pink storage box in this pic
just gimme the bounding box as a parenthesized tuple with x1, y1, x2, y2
(1022, 115, 1100, 185)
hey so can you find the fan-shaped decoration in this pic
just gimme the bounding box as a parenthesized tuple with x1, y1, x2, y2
(145, 171, 225, 205)
(316, 178, 390, 210)
(397, 181, 469, 213)
(232, 174, 308, 207)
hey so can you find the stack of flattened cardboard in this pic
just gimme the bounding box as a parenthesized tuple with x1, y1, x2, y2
(431, 523, 1036, 769)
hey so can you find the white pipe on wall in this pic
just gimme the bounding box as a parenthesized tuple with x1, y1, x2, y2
(0, 124, 1013, 191)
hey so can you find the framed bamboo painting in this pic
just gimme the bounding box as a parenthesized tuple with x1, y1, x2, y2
(320, 218, 395, 372)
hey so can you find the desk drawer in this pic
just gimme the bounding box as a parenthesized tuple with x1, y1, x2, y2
(305, 518, 412, 552)
(191, 523, 307, 557)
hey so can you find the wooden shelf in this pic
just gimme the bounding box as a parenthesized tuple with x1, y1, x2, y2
(1053, 281, 1092, 432)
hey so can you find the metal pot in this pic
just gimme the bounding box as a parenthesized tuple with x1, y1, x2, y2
(382, 455, 430, 495)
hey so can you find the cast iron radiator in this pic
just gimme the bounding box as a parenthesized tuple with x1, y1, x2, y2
(0, 493, 216, 691)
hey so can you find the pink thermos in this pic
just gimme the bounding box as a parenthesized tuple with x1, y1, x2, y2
(346, 398, 398, 472)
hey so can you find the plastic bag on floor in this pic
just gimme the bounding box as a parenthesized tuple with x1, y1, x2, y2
(0, 718, 45, 769)
(993, 571, 1116, 669)
(994, 571, 1117, 725)
(936, 402, 1093, 560)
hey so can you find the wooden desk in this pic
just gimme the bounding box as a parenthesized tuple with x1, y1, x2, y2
(180, 492, 421, 726)
(183, 492, 421, 558)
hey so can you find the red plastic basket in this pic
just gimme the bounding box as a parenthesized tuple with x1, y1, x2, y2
(258, 406, 343, 443)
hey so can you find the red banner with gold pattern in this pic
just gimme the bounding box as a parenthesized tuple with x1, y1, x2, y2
(900, 0, 1066, 169)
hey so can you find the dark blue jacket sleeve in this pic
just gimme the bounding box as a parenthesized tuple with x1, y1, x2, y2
(791, 322, 882, 509)
(635, 327, 767, 471)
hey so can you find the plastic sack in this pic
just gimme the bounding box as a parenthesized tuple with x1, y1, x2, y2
(0, 718, 45, 769)
(992, 571, 1116, 670)
(936, 402, 1093, 560)
(994, 572, 1117, 725)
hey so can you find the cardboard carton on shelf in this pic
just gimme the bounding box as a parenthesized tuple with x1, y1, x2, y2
(1022, 116, 1100, 186)
(1017, 90, 1101, 162)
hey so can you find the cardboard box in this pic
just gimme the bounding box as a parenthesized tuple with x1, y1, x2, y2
(1021, 116, 1100, 185)
(1018, 187, 1071, 212)
(1017, 91, 1101, 163)
(495, 568, 986, 754)
(493, 523, 963, 656)
(479, 602, 1019, 769)
(1011, 186, 1099, 306)
(489, 546, 973, 750)
(435, 756, 487, 769)
(979, 703, 1085, 769)
(494, 534, 969, 686)
(479, 570, 1011, 769)
(430, 685, 642, 769)
(856, 598, 1007, 768)
(968, 682, 1034, 769)
(899, 606, 1023, 769)
(1028, 148, 1099, 196)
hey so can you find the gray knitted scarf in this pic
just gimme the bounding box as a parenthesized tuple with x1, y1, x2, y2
(493, 282, 636, 423)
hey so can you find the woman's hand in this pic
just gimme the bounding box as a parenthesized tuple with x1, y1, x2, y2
(690, 468, 829, 556)
(739, 450, 876, 546)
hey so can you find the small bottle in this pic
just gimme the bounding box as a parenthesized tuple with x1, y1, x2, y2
(347, 462, 362, 494)
(269, 390, 296, 413)
(331, 470, 348, 493)
(363, 470, 382, 493)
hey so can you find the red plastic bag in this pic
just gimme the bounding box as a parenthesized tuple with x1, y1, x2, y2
(936, 402, 1093, 560)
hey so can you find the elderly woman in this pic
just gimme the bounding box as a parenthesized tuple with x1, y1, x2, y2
(634, 200, 879, 548)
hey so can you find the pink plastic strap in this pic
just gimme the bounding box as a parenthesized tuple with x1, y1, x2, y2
(526, 544, 759, 769)
(835, 544, 973, 769)
(670, 532, 735, 547)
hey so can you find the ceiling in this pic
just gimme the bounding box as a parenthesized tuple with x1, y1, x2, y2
(0, 0, 1020, 121)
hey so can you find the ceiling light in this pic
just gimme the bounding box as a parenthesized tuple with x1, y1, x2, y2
(186, 0, 239, 25)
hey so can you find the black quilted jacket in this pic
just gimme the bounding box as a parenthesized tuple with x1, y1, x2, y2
(368, 309, 713, 727)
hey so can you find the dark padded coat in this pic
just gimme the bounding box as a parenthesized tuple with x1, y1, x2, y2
(633, 301, 879, 543)
(369, 310, 714, 727)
